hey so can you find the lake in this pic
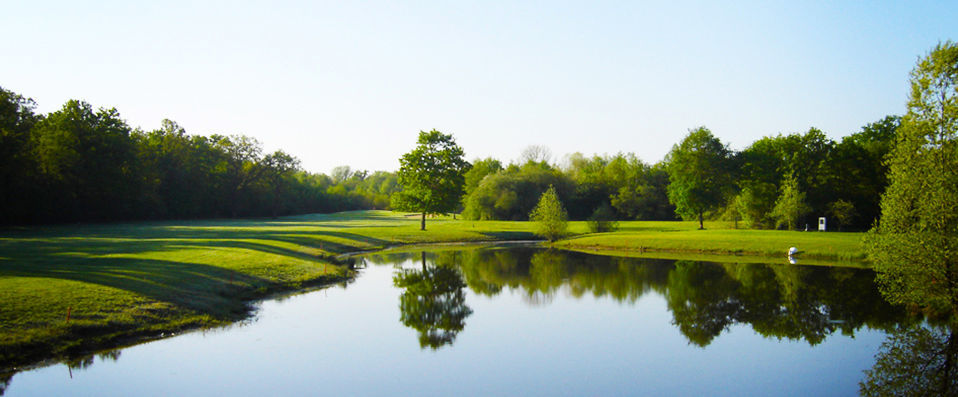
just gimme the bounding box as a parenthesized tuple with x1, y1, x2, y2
(1, 244, 944, 396)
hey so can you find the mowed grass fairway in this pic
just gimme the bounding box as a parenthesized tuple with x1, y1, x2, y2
(556, 220, 867, 262)
(0, 211, 865, 369)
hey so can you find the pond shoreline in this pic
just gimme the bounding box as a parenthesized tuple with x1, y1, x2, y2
(2, 235, 866, 373)
(554, 243, 870, 268)
(0, 212, 867, 375)
(1, 271, 352, 376)
(2, 240, 534, 374)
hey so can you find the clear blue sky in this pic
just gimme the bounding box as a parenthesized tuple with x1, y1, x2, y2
(2, 1, 955, 174)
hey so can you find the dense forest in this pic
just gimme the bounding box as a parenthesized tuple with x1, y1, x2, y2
(1, 85, 895, 230)
(0, 87, 398, 224)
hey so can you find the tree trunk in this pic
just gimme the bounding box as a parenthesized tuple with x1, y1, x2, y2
(698, 211, 704, 230)
(421, 212, 426, 231)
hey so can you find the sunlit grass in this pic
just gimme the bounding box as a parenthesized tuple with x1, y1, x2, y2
(554, 220, 866, 261)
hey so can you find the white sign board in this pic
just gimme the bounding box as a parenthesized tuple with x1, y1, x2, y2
(818, 217, 826, 231)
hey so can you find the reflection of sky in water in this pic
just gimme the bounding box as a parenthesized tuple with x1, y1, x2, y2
(6, 252, 888, 396)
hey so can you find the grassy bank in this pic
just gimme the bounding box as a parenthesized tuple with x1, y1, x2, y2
(554, 220, 866, 262)
(0, 211, 865, 370)
(0, 211, 538, 370)
(555, 221, 865, 261)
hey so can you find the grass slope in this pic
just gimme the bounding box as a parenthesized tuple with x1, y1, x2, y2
(0, 211, 864, 370)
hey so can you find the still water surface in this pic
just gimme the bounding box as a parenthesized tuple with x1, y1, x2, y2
(3, 245, 923, 396)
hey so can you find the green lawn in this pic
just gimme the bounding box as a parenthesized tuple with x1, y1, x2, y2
(0, 211, 865, 370)
(555, 220, 867, 262)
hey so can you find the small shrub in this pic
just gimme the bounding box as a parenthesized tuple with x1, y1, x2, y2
(529, 186, 568, 242)
(587, 204, 619, 233)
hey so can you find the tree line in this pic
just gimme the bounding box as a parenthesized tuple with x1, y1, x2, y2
(451, 117, 895, 232)
(2, 83, 897, 230)
(664, 118, 897, 231)
(0, 89, 400, 225)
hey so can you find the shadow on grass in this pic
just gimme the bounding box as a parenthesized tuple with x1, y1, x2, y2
(0, 212, 412, 373)
(614, 223, 688, 233)
(1, 256, 267, 319)
(477, 231, 537, 240)
(0, 220, 397, 320)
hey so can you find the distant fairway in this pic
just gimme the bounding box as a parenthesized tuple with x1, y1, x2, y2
(555, 220, 866, 263)
(0, 211, 865, 369)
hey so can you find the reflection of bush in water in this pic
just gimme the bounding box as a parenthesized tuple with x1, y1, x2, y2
(861, 325, 958, 396)
(522, 292, 554, 306)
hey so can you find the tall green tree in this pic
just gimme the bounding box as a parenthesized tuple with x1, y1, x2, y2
(462, 157, 502, 199)
(771, 173, 811, 231)
(393, 130, 470, 230)
(827, 199, 856, 232)
(31, 100, 138, 221)
(0, 86, 40, 224)
(135, 120, 220, 219)
(611, 161, 675, 221)
(866, 41, 958, 318)
(666, 127, 734, 229)
(262, 150, 301, 217)
(830, 116, 899, 229)
(733, 182, 777, 228)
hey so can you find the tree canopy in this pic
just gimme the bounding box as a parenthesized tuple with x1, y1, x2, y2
(666, 127, 734, 229)
(770, 173, 811, 231)
(867, 41, 958, 319)
(392, 130, 470, 230)
(0, 87, 404, 225)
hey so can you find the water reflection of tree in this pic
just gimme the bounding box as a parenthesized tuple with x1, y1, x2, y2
(454, 248, 906, 347)
(860, 325, 958, 396)
(66, 355, 95, 371)
(393, 252, 473, 350)
(665, 260, 909, 347)
(0, 371, 11, 396)
(666, 262, 747, 347)
(377, 247, 909, 348)
(0, 348, 123, 393)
